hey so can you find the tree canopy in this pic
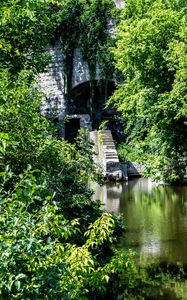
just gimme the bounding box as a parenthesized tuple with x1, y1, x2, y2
(0, 0, 63, 73)
(110, 0, 187, 182)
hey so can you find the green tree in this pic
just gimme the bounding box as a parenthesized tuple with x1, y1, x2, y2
(0, 170, 120, 299)
(0, 0, 62, 73)
(0, 70, 51, 173)
(110, 0, 187, 182)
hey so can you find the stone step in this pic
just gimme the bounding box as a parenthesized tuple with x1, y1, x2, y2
(105, 146, 115, 149)
(90, 130, 123, 181)
(103, 144, 115, 147)
(101, 130, 122, 180)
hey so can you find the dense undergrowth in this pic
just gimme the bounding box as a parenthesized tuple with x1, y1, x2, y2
(0, 1, 124, 298)
(0, 0, 187, 298)
(0, 70, 125, 299)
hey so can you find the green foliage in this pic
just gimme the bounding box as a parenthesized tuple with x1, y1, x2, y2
(0, 70, 51, 173)
(2, 0, 186, 298)
(56, 0, 116, 99)
(110, 0, 187, 182)
(0, 0, 62, 73)
(0, 171, 121, 299)
(107, 249, 187, 300)
(117, 143, 144, 162)
(79, 0, 115, 76)
(0, 63, 125, 299)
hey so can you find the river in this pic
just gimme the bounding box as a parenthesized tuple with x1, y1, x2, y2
(93, 178, 187, 264)
(93, 178, 187, 299)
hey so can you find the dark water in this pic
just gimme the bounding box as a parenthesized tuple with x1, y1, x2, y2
(93, 178, 187, 264)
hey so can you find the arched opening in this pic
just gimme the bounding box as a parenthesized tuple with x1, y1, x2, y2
(69, 80, 116, 130)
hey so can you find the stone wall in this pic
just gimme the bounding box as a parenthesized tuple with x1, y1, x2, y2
(121, 162, 144, 177)
(127, 162, 144, 176)
(38, 42, 65, 120)
(38, 0, 125, 129)
(66, 114, 92, 130)
(90, 130, 122, 180)
(72, 49, 90, 89)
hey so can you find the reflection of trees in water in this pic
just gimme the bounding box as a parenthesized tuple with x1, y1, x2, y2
(92, 178, 187, 263)
(119, 179, 187, 264)
(105, 182, 122, 214)
(91, 182, 123, 214)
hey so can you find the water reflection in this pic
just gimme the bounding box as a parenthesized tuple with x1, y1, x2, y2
(93, 178, 187, 264)
(92, 181, 124, 213)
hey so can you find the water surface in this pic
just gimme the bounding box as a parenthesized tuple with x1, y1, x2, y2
(93, 178, 187, 264)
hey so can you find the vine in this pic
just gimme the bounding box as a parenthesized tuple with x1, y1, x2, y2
(54, 0, 117, 112)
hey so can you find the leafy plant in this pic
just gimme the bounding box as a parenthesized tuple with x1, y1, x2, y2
(109, 0, 187, 182)
(0, 170, 125, 299)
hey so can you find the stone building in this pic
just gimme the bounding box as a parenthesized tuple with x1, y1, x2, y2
(39, 0, 124, 143)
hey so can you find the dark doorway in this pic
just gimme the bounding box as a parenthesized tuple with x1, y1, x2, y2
(65, 118, 80, 143)
(70, 80, 116, 130)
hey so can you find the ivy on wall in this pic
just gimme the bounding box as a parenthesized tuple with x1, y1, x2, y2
(54, 0, 118, 108)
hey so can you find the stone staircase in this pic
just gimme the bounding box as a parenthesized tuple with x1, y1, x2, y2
(90, 130, 122, 180)
(99, 130, 122, 180)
